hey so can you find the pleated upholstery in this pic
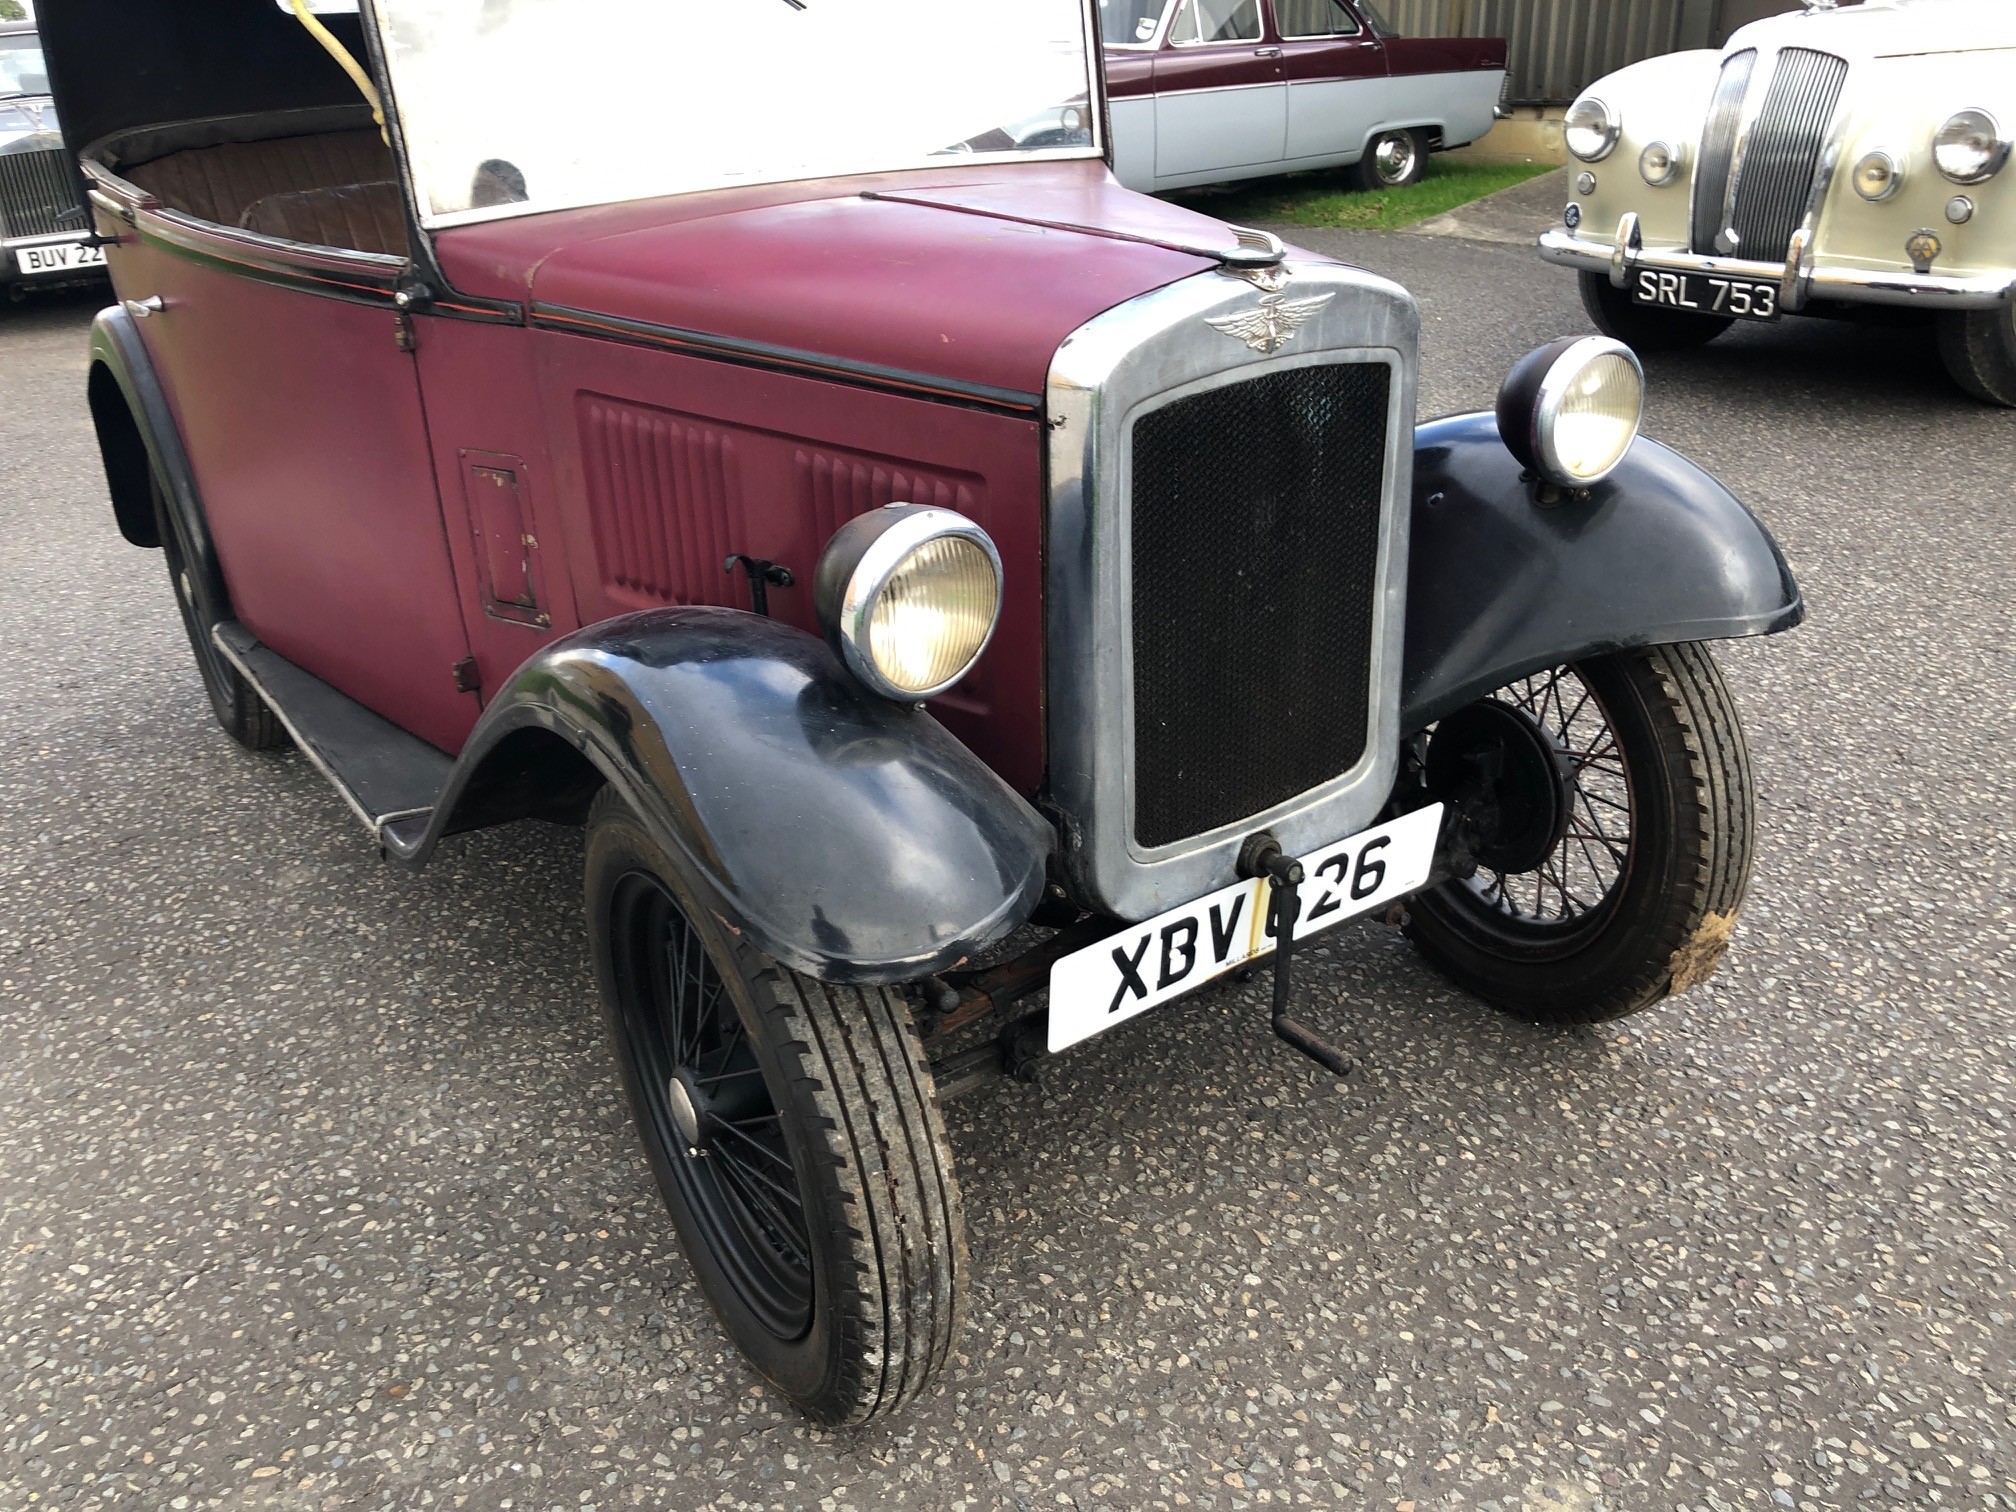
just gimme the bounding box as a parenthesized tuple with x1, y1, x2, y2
(239, 180, 408, 257)
(125, 129, 401, 252)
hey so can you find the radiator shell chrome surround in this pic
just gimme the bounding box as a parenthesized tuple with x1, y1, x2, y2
(1690, 44, 1852, 270)
(1045, 261, 1419, 923)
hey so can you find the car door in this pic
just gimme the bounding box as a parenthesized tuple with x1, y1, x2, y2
(1273, 0, 1390, 164)
(1152, 0, 1287, 182)
(107, 197, 481, 755)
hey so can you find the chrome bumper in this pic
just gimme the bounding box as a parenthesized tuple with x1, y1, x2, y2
(1540, 219, 2016, 313)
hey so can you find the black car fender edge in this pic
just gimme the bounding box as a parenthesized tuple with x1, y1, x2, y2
(85, 303, 184, 553)
(384, 606, 1054, 987)
(1400, 413, 1805, 735)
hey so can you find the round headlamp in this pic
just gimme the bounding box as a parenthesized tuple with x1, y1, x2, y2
(1638, 140, 1682, 186)
(1564, 97, 1620, 163)
(814, 505, 1002, 701)
(1852, 150, 1903, 201)
(1495, 336, 1646, 489)
(1933, 109, 2009, 184)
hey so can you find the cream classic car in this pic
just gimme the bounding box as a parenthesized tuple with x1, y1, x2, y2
(1538, 0, 2016, 406)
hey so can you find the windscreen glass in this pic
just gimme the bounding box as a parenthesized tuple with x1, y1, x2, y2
(375, 0, 1100, 226)
(0, 33, 51, 99)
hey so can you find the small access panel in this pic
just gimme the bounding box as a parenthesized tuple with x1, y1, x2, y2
(462, 452, 549, 628)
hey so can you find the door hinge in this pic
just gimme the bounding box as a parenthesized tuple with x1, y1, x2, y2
(451, 656, 480, 694)
(393, 311, 417, 352)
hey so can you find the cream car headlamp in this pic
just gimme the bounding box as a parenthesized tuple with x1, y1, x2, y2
(1565, 97, 1621, 163)
(1934, 109, 2010, 184)
(1496, 337, 1646, 489)
(815, 505, 1002, 701)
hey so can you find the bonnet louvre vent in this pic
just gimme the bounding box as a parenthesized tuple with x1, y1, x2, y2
(577, 396, 740, 605)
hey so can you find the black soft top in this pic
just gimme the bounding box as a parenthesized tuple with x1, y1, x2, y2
(36, 1, 368, 155)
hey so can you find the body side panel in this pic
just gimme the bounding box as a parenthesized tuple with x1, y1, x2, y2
(530, 330, 1049, 797)
(1278, 31, 1389, 162)
(103, 203, 479, 753)
(411, 315, 586, 703)
(1150, 29, 1288, 179)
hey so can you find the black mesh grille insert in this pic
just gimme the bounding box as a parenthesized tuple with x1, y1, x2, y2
(1130, 362, 1389, 850)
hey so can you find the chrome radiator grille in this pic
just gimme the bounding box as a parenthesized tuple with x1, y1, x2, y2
(1129, 363, 1389, 849)
(1691, 47, 1849, 263)
(0, 148, 78, 241)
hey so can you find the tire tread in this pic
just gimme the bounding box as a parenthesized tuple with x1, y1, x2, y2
(742, 962, 966, 1424)
(1409, 643, 1754, 1025)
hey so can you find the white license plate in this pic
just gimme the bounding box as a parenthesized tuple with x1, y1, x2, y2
(13, 240, 106, 277)
(1630, 268, 1779, 322)
(1047, 804, 1443, 1053)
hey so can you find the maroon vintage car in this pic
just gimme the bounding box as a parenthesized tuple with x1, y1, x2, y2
(49, 0, 1800, 1423)
(1100, 0, 1508, 192)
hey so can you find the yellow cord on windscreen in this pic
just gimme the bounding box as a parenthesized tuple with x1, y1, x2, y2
(287, 0, 388, 143)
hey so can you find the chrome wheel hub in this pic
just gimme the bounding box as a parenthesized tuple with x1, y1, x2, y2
(668, 1070, 703, 1149)
(1376, 135, 1415, 184)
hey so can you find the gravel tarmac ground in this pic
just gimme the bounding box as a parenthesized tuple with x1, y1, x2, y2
(1, 230, 2013, 1512)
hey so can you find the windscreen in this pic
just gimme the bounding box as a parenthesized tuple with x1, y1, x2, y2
(374, 0, 1101, 226)
(0, 32, 51, 100)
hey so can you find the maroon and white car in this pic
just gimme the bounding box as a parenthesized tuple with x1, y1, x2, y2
(1101, 0, 1508, 192)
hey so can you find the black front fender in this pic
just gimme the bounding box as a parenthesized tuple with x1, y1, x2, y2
(388, 607, 1052, 986)
(1401, 413, 1804, 733)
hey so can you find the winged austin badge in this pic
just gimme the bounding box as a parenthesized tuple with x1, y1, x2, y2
(1205, 292, 1336, 355)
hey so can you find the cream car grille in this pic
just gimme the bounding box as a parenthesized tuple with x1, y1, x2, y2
(1691, 47, 1850, 264)
(0, 147, 77, 242)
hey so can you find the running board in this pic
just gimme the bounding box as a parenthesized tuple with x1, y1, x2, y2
(211, 622, 452, 847)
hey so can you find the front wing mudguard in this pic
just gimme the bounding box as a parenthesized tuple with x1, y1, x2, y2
(1401, 413, 1804, 733)
(389, 607, 1052, 985)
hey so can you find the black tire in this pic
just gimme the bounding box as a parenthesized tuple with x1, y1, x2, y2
(1351, 127, 1427, 191)
(1936, 304, 2016, 407)
(1407, 643, 1753, 1025)
(585, 788, 965, 1424)
(1579, 270, 1735, 352)
(151, 474, 287, 750)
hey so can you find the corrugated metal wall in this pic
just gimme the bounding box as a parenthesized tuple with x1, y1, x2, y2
(1379, 0, 1721, 103)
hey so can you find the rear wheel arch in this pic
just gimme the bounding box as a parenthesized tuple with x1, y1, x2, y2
(87, 361, 160, 549)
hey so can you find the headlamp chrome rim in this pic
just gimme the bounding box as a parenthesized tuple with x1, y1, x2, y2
(1565, 96, 1621, 163)
(1533, 336, 1644, 489)
(819, 505, 1003, 702)
(1493, 336, 1645, 490)
(1933, 108, 2010, 185)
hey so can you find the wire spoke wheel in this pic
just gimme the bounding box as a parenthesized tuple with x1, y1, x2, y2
(1408, 644, 1754, 1025)
(151, 472, 286, 750)
(586, 789, 966, 1424)
(1457, 665, 1633, 933)
(609, 872, 814, 1340)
